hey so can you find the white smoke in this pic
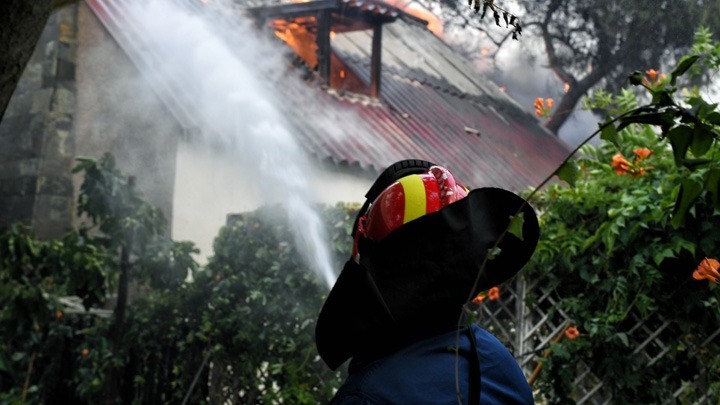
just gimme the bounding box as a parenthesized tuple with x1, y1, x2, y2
(123, 0, 337, 288)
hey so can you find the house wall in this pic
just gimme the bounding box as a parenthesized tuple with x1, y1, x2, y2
(74, 2, 180, 231)
(1, 2, 375, 263)
(172, 140, 373, 262)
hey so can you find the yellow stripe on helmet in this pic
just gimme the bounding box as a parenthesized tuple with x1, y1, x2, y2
(398, 174, 427, 224)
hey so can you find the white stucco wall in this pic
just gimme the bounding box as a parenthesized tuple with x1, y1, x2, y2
(75, 3, 181, 231)
(172, 140, 373, 263)
(309, 162, 374, 205)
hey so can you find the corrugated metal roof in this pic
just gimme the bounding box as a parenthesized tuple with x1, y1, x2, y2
(85, 0, 570, 192)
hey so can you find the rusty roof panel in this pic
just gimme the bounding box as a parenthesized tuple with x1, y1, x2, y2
(87, 0, 570, 193)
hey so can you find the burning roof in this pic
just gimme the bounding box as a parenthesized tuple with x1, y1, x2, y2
(86, 0, 570, 192)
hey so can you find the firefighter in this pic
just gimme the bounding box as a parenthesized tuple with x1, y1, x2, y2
(316, 159, 538, 404)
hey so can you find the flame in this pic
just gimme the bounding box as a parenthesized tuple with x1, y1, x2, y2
(383, 0, 443, 37)
(272, 18, 318, 68)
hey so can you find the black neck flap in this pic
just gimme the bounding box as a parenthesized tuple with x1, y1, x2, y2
(316, 188, 539, 370)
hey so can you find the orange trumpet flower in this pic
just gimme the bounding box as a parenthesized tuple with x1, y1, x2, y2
(564, 326, 580, 340)
(633, 147, 652, 160)
(611, 153, 632, 175)
(534, 98, 554, 118)
(693, 258, 720, 284)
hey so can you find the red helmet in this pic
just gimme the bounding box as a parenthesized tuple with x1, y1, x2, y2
(353, 165, 468, 258)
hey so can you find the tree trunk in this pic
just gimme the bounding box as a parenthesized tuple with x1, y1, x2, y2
(105, 239, 132, 404)
(546, 66, 611, 135)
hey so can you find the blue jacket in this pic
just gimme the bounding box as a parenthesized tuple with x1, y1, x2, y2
(329, 325, 534, 405)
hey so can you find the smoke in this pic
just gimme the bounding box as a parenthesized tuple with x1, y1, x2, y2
(122, 0, 337, 288)
(443, 25, 600, 148)
(489, 40, 601, 148)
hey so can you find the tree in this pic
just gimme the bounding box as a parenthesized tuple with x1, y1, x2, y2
(0, 153, 348, 404)
(0, 154, 198, 404)
(423, 0, 720, 135)
(191, 204, 351, 404)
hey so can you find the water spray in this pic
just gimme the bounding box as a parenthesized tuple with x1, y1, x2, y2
(122, 0, 337, 288)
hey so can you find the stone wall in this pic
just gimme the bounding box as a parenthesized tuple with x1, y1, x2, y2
(0, 3, 181, 237)
(0, 5, 78, 238)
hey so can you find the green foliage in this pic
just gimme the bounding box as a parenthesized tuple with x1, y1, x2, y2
(529, 31, 720, 403)
(563, 30, 720, 228)
(529, 129, 720, 403)
(0, 153, 353, 404)
(691, 27, 720, 70)
(117, 202, 354, 404)
(187, 203, 353, 403)
(74, 154, 168, 253)
(0, 223, 112, 403)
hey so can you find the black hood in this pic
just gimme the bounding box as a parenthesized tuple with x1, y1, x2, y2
(315, 187, 539, 370)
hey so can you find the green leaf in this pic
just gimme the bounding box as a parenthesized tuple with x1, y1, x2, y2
(682, 158, 713, 170)
(690, 124, 715, 157)
(556, 159, 579, 187)
(652, 90, 675, 108)
(687, 97, 718, 120)
(487, 246, 502, 260)
(653, 247, 675, 266)
(507, 212, 525, 241)
(671, 178, 703, 229)
(0, 353, 9, 373)
(616, 332, 630, 347)
(667, 125, 694, 166)
(670, 55, 700, 86)
(579, 267, 600, 284)
(706, 111, 720, 125)
(704, 168, 720, 209)
(617, 112, 665, 131)
(599, 122, 619, 147)
(72, 156, 98, 173)
(670, 236, 696, 256)
(628, 71, 644, 86)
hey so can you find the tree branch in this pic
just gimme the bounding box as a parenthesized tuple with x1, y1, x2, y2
(546, 63, 611, 134)
(540, 0, 577, 86)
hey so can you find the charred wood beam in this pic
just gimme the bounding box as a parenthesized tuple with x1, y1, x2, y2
(249, 0, 399, 28)
(248, 0, 336, 22)
(317, 9, 332, 84)
(370, 24, 382, 97)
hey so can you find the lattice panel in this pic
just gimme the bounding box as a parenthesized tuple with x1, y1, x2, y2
(475, 276, 720, 404)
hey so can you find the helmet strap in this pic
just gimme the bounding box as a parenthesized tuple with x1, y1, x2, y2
(352, 216, 368, 263)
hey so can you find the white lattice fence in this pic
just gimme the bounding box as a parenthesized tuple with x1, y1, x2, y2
(476, 276, 720, 404)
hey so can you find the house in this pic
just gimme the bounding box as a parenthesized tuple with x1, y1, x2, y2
(0, 0, 569, 263)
